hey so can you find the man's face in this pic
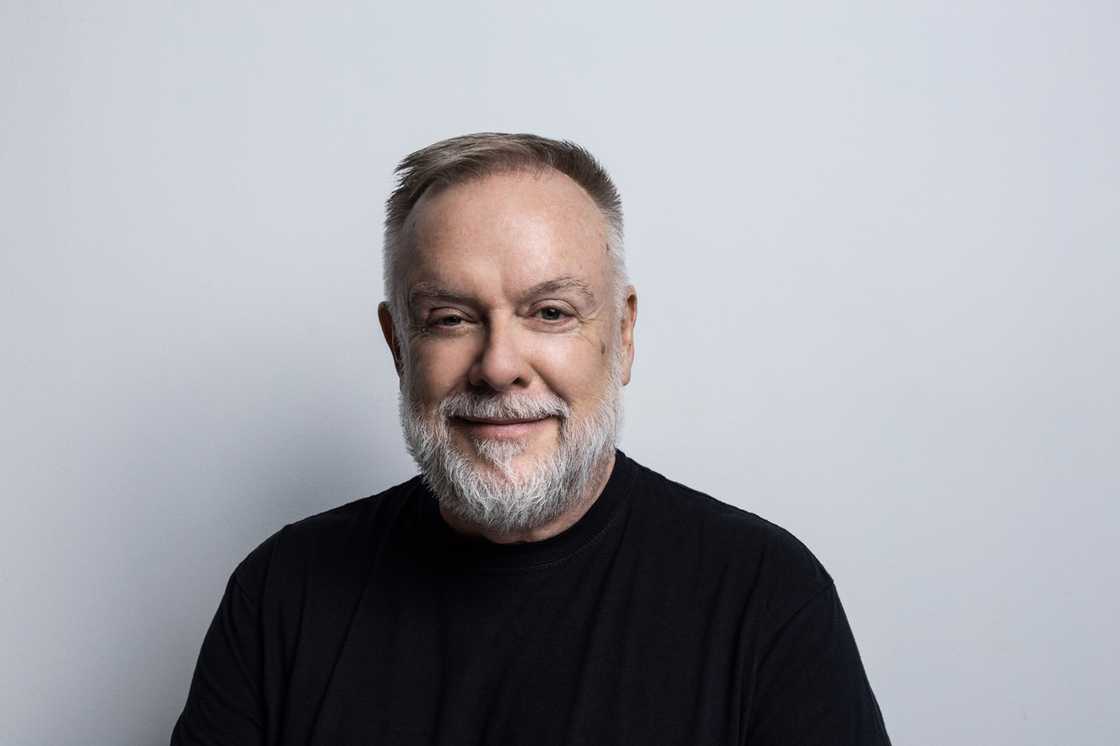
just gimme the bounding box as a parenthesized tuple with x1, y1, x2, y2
(382, 169, 636, 533)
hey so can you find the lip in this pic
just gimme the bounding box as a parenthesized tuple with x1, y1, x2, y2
(453, 416, 553, 439)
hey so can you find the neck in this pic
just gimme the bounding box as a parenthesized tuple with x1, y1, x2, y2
(439, 450, 617, 544)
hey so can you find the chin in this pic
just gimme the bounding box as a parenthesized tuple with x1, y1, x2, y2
(461, 437, 545, 478)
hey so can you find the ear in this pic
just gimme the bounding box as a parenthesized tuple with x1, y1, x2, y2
(619, 285, 638, 385)
(378, 302, 404, 377)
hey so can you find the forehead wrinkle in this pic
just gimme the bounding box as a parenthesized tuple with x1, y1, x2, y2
(409, 171, 608, 253)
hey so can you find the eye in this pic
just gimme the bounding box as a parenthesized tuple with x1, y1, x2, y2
(430, 313, 467, 328)
(535, 306, 571, 322)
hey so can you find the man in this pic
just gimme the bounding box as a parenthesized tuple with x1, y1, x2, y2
(171, 133, 891, 745)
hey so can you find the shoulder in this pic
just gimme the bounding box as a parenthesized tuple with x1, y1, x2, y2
(230, 475, 423, 605)
(625, 455, 833, 613)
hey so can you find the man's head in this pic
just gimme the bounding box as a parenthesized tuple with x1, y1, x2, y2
(378, 133, 637, 539)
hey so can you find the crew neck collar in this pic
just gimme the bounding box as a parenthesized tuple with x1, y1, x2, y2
(413, 449, 637, 571)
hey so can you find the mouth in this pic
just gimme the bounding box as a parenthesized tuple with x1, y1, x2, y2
(452, 415, 555, 439)
(458, 416, 550, 425)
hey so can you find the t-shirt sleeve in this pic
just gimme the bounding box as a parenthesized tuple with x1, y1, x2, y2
(169, 539, 275, 746)
(745, 581, 891, 746)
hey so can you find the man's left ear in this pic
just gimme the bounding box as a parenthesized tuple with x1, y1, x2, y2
(619, 286, 638, 385)
(378, 302, 404, 377)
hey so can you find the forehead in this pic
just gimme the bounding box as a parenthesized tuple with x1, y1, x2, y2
(400, 169, 612, 300)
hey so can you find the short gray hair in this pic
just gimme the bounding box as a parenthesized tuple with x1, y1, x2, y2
(382, 132, 627, 326)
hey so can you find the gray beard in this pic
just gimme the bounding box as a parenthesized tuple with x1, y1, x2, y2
(399, 355, 624, 536)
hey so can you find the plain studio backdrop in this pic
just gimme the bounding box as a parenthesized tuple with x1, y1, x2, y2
(2, 2, 1116, 744)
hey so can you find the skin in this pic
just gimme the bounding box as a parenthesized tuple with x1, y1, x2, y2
(378, 169, 638, 544)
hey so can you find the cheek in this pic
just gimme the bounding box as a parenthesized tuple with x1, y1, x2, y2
(536, 339, 611, 404)
(408, 340, 474, 398)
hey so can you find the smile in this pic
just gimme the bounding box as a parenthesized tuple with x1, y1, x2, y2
(452, 416, 554, 439)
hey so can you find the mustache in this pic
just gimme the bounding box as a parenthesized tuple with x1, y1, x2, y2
(437, 391, 570, 421)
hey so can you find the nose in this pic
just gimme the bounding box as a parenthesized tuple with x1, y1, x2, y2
(468, 317, 532, 392)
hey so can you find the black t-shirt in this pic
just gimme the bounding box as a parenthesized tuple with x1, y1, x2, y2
(171, 451, 890, 745)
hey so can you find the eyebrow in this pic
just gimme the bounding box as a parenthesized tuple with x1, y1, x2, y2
(407, 281, 474, 308)
(520, 277, 597, 306)
(407, 276, 598, 308)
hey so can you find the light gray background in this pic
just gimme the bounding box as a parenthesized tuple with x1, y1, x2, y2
(2, 2, 1116, 744)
